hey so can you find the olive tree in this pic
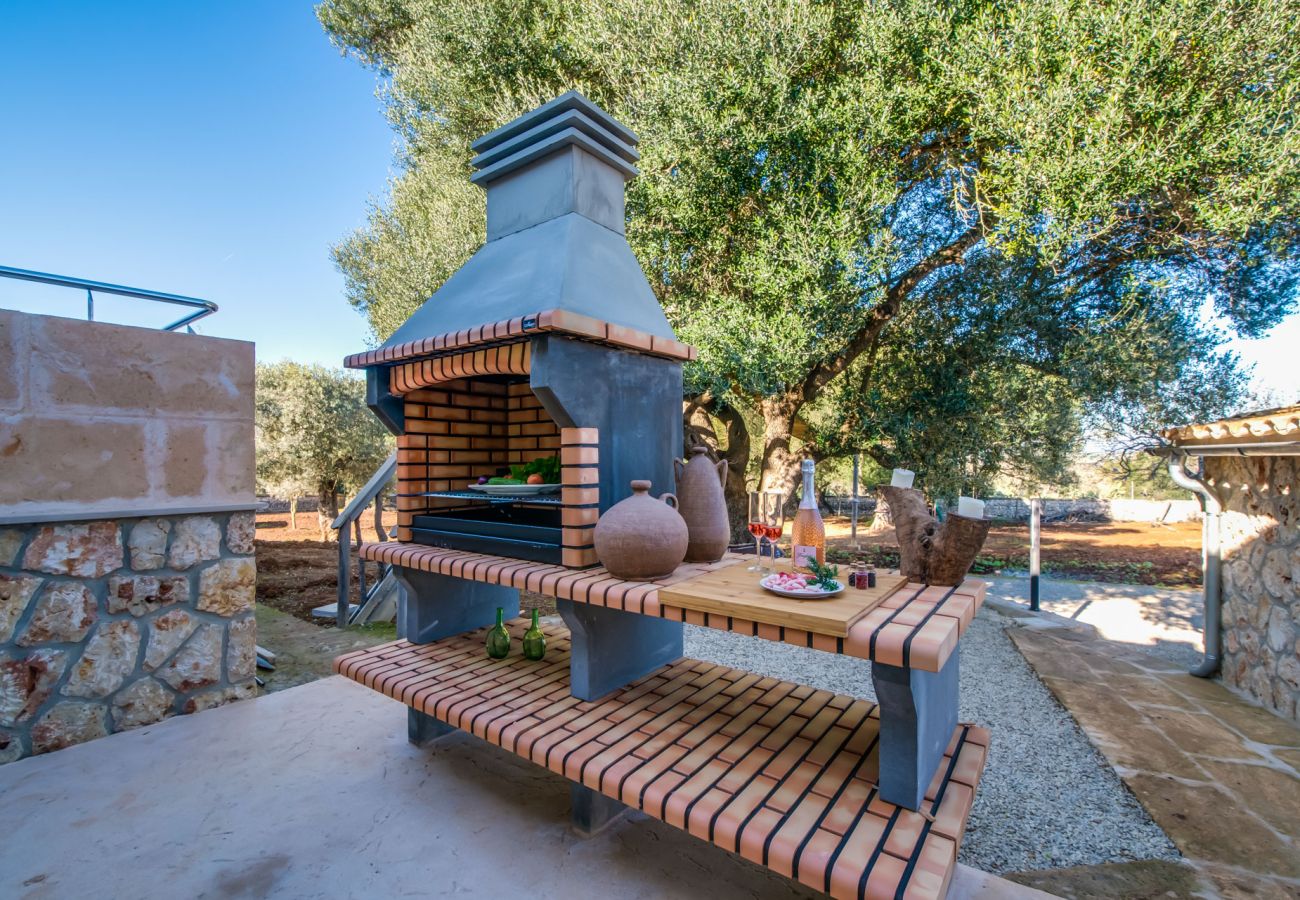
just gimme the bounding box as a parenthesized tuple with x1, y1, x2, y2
(255, 362, 393, 538)
(318, 0, 1298, 515)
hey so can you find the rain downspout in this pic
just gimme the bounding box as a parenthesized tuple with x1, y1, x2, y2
(1166, 452, 1222, 678)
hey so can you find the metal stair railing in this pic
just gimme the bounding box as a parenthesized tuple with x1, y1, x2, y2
(332, 452, 397, 626)
(0, 264, 218, 331)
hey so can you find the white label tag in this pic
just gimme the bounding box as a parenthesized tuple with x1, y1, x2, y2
(793, 545, 816, 568)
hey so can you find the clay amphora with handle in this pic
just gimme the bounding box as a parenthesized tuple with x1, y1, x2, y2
(673, 445, 730, 563)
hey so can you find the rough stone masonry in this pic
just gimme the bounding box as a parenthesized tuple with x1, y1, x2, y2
(0, 512, 256, 762)
(1212, 456, 1300, 722)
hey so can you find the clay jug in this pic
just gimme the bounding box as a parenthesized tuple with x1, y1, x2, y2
(673, 446, 730, 562)
(594, 480, 689, 581)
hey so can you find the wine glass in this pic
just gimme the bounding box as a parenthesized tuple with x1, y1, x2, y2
(762, 491, 785, 572)
(747, 491, 765, 571)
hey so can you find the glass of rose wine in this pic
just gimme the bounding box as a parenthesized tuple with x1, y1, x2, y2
(747, 491, 767, 571)
(762, 492, 785, 572)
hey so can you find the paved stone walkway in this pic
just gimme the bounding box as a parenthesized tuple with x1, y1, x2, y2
(1007, 621, 1300, 898)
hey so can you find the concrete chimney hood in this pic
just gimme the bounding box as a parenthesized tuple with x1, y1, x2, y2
(371, 91, 676, 355)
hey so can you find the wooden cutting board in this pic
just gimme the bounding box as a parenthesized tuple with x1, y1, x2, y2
(658, 560, 907, 637)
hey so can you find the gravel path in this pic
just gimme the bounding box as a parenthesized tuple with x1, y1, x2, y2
(683, 607, 1180, 874)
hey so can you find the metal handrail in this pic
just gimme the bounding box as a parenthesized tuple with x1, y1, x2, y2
(0, 264, 218, 331)
(332, 453, 397, 530)
(335, 452, 398, 626)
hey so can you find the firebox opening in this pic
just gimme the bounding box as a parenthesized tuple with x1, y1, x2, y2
(395, 368, 584, 566)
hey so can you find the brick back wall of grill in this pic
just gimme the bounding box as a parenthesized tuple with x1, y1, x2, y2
(394, 378, 561, 543)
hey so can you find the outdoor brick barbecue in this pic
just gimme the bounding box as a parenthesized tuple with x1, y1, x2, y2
(346, 93, 692, 572)
(340, 93, 989, 899)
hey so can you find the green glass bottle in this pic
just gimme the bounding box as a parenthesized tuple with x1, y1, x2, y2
(522, 608, 546, 661)
(485, 607, 511, 659)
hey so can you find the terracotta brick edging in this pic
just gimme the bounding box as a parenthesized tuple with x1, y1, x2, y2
(0, 511, 258, 763)
(357, 543, 985, 673)
(344, 309, 696, 370)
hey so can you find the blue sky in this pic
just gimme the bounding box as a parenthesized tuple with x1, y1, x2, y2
(0, 1, 393, 366)
(0, 1, 1295, 401)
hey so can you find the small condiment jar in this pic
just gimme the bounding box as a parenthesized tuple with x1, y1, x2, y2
(864, 565, 877, 589)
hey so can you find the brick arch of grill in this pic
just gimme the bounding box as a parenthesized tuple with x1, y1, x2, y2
(391, 343, 598, 568)
(390, 342, 532, 394)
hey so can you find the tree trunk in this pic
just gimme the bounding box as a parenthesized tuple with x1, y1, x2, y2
(373, 491, 386, 542)
(318, 488, 340, 543)
(867, 493, 894, 533)
(289, 497, 299, 530)
(757, 396, 804, 498)
(880, 486, 991, 586)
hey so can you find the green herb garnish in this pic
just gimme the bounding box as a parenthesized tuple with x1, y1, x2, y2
(805, 559, 841, 591)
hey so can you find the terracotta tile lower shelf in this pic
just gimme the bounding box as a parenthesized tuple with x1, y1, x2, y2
(334, 621, 988, 900)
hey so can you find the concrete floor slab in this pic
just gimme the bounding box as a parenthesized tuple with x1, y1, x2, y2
(985, 576, 1204, 667)
(0, 676, 1045, 899)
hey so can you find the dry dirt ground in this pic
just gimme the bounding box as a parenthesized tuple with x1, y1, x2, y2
(254, 509, 561, 622)
(824, 516, 1202, 588)
(254, 509, 385, 622)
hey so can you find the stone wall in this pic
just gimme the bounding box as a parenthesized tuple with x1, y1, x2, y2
(979, 497, 1201, 524)
(1210, 456, 1300, 721)
(0, 309, 255, 524)
(0, 512, 256, 761)
(0, 310, 257, 763)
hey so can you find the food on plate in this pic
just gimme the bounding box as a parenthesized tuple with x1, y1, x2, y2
(763, 560, 842, 595)
(526, 473, 545, 485)
(765, 571, 820, 592)
(487, 476, 524, 485)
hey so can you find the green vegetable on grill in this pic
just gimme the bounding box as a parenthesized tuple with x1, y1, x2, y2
(508, 455, 561, 484)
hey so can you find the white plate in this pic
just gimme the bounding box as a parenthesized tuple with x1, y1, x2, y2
(759, 574, 845, 600)
(467, 483, 561, 495)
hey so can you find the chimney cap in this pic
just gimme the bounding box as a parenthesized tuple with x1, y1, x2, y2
(469, 91, 640, 186)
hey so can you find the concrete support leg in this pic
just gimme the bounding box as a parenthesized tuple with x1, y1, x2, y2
(556, 599, 683, 701)
(872, 652, 959, 810)
(395, 568, 519, 645)
(569, 782, 628, 837)
(408, 708, 455, 747)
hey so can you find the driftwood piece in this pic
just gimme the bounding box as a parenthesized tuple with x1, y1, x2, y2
(879, 486, 993, 586)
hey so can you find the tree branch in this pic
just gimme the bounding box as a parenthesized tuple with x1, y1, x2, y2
(799, 220, 988, 401)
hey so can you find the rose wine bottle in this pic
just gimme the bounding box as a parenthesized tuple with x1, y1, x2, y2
(790, 459, 825, 570)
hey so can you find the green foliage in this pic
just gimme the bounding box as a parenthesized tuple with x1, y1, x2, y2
(805, 558, 843, 591)
(255, 362, 393, 507)
(318, 0, 1299, 492)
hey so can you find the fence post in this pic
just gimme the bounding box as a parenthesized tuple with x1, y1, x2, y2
(850, 453, 860, 547)
(1029, 498, 1041, 612)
